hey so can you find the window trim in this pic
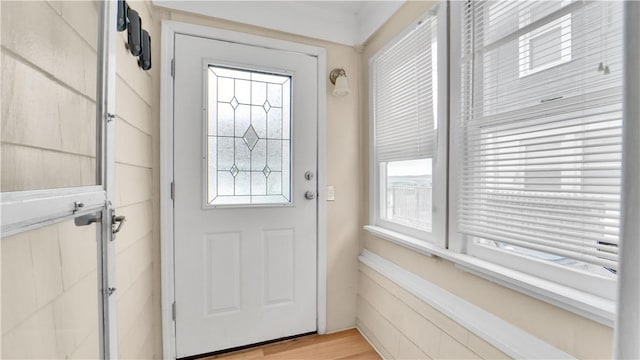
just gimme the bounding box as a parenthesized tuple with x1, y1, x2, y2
(448, 0, 621, 301)
(518, 13, 573, 78)
(368, 3, 449, 247)
(362, 0, 623, 332)
(467, 240, 617, 300)
(203, 63, 295, 208)
(364, 224, 615, 327)
(367, 0, 634, 349)
(517, 1, 573, 78)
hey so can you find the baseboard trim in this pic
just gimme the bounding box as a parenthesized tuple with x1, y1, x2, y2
(359, 249, 575, 359)
(325, 325, 356, 335)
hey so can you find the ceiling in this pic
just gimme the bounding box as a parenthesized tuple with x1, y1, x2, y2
(152, 1, 405, 46)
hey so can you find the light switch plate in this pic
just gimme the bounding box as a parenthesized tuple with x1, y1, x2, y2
(327, 186, 335, 201)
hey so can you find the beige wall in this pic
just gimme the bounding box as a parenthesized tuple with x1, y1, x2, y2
(1, 1, 102, 358)
(3, 1, 612, 358)
(2, 2, 360, 358)
(357, 2, 614, 359)
(1, 0, 98, 192)
(1, 221, 101, 359)
(114, 0, 161, 358)
(150, 7, 362, 333)
(1, 1, 162, 358)
(358, 262, 510, 359)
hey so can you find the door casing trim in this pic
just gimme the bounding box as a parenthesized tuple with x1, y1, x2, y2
(160, 20, 328, 359)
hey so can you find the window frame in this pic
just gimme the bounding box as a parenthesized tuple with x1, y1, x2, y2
(203, 63, 295, 208)
(448, 0, 620, 301)
(518, 3, 573, 78)
(368, 3, 449, 247)
(365, 0, 621, 326)
(466, 241, 617, 299)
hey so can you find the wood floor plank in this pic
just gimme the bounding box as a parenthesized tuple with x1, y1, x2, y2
(261, 335, 371, 360)
(335, 349, 381, 360)
(262, 329, 360, 356)
(206, 329, 381, 360)
(206, 349, 265, 360)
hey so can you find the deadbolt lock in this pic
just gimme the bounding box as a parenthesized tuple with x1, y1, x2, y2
(305, 171, 314, 181)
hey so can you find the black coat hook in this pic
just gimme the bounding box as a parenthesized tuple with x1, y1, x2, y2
(118, 1, 152, 71)
(127, 7, 142, 56)
(117, 0, 127, 32)
(139, 29, 152, 71)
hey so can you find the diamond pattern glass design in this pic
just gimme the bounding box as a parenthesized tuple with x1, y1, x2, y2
(207, 65, 292, 205)
(230, 164, 239, 177)
(242, 125, 259, 151)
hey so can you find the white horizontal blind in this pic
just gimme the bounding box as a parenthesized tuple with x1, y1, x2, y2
(373, 15, 437, 163)
(459, 1, 623, 270)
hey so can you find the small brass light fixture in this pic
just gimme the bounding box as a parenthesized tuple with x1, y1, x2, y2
(329, 68, 351, 96)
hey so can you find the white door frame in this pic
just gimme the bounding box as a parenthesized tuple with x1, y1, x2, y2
(159, 20, 328, 359)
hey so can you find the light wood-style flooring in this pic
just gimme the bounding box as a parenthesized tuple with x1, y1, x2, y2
(204, 329, 381, 360)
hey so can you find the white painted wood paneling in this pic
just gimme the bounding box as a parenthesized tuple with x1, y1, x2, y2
(358, 249, 575, 359)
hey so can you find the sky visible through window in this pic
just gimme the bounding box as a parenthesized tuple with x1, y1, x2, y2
(387, 158, 432, 177)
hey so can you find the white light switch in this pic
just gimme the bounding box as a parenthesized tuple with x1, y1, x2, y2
(327, 185, 335, 201)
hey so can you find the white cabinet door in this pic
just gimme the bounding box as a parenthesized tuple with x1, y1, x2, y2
(173, 34, 318, 358)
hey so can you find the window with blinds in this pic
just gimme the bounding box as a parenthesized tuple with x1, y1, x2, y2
(372, 12, 438, 235)
(458, 0, 623, 277)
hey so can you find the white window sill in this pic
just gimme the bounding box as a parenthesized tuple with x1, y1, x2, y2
(359, 249, 574, 359)
(363, 225, 615, 327)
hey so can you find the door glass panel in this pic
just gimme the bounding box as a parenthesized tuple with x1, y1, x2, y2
(207, 65, 292, 206)
(2, 217, 100, 358)
(0, 1, 99, 192)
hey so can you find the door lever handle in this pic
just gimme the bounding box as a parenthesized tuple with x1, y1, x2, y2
(304, 191, 316, 200)
(112, 215, 126, 234)
(75, 213, 101, 227)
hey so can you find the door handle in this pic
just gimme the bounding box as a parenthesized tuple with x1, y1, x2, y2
(304, 191, 316, 200)
(75, 213, 100, 227)
(112, 214, 126, 234)
(74, 210, 126, 240)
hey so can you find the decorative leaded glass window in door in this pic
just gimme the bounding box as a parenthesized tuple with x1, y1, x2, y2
(207, 65, 292, 205)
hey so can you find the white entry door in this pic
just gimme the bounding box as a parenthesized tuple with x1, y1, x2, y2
(173, 34, 318, 358)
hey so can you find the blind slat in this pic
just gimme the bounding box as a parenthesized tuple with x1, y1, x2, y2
(374, 15, 437, 163)
(458, 0, 623, 272)
(459, 204, 621, 226)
